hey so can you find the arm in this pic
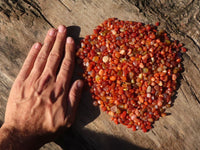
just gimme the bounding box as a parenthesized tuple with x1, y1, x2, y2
(0, 125, 15, 150)
(0, 125, 45, 150)
(0, 25, 83, 150)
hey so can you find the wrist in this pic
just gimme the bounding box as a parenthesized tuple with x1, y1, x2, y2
(0, 124, 15, 149)
(0, 124, 14, 140)
(0, 124, 41, 150)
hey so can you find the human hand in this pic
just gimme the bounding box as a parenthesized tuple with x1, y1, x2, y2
(0, 25, 83, 149)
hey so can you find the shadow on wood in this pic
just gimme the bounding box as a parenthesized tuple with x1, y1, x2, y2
(170, 48, 185, 107)
(0, 120, 3, 128)
(74, 87, 100, 128)
(66, 26, 83, 46)
(56, 128, 150, 150)
(66, 26, 101, 127)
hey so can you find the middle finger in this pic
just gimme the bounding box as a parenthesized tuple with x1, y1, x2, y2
(29, 28, 57, 81)
(43, 25, 67, 75)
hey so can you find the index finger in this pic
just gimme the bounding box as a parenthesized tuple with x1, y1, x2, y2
(16, 43, 42, 82)
(56, 37, 75, 92)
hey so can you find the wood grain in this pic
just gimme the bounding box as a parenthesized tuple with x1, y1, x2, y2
(0, 0, 200, 150)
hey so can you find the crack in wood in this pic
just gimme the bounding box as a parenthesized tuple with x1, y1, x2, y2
(184, 53, 200, 74)
(2, 0, 52, 27)
(182, 74, 200, 104)
(163, 125, 168, 130)
(23, 0, 40, 11)
(1, 0, 17, 19)
(3, 0, 13, 9)
(152, 130, 156, 136)
(16, 1, 25, 15)
(189, 86, 200, 104)
(132, 1, 181, 34)
(58, 0, 72, 12)
(2, 9, 12, 18)
(180, 87, 189, 104)
(172, 0, 195, 20)
(185, 34, 200, 53)
(22, 0, 54, 27)
(10, 0, 18, 4)
(133, 0, 200, 50)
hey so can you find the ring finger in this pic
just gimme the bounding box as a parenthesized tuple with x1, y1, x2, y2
(28, 28, 57, 82)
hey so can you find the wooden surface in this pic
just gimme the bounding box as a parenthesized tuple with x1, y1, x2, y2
(0, 0, 200, 150)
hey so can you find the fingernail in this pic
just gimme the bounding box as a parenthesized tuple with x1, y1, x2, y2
(67, 37, 74, 44)
(34, 43, 41, 50)
(77, 80, 84, 88)
(48, 28, 56, 36)
(58, 25, 66, 33)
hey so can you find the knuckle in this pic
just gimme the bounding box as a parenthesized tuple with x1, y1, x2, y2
(46, 29, 56, 39)
(43, 40, 52, 49)
(29, 51, 38, 59)
(37, 54, 47, 61)
(42, 71, 54, 82)
(36, 72, 55, 93)
(43, 36, 54, 49)
(49, 52, 61, 60)
(44, 69, 54, 77)
(71, 90, 77, 98)
(70, 89, 79, 100)
(61, 59, 72, 71)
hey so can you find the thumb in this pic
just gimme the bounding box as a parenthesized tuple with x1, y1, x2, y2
(66, 80, 84, 126)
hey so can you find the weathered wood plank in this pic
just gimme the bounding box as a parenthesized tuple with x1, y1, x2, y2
(0, 0, 200, 150)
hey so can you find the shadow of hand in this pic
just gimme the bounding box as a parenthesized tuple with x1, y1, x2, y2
(56, 128, 150, 150)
